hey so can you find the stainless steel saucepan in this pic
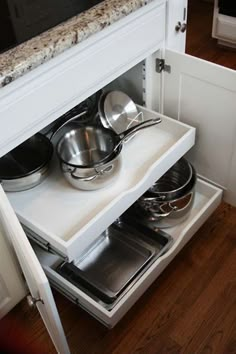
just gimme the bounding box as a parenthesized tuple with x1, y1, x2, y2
(56, 117, 162, 190)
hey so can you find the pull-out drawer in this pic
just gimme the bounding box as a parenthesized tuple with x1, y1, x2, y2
(35, 179, 222, 328)
(0, 1, 165, 158)
(215, 14, 236, 43)
(7, 106, 195, 261)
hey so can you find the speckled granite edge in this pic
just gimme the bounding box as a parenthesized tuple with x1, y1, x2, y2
(0, 0, 154, 88)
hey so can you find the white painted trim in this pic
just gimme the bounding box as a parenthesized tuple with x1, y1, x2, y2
(0, 186, 70, 353)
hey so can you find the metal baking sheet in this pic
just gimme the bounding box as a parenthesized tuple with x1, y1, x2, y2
(56, 221, 173, 306)
(57, 226, 157, 303)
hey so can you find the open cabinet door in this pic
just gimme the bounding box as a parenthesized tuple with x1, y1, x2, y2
(163, 50, 236, 206)
(0, 186, 70, 354)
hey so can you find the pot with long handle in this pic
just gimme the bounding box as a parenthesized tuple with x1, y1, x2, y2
(57, 117, 162, 167)
(56, 117, 162, 190)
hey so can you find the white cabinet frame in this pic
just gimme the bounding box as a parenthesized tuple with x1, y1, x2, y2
(0, 0, 235, 352)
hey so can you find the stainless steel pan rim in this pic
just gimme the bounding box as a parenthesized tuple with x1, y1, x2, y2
(60, 144, 122, 180)
(57, 125, 105, 169)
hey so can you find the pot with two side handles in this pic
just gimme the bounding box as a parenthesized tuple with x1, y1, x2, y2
(135, 158, 197, 228)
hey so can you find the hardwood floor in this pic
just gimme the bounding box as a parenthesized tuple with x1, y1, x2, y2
(1, 1, 236, 353)
(186, 0, 236, 69)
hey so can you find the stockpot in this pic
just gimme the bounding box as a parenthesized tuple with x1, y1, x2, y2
(143, 158, 196, 201)
(136, 158, 197, 227)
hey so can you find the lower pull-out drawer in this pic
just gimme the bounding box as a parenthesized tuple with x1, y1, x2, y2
(213, 13, 236, 46)
(34, 178, 222, 328)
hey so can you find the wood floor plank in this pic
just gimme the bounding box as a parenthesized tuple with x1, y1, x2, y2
(186, 0, 236, 70)
(171, 244, 236, 346)
(183, 296, 236, 354)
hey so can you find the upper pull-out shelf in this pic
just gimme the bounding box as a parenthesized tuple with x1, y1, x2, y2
(7, 106, 195, 261)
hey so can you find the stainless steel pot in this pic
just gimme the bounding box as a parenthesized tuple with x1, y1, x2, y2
(60, 144, 122, 191)
(57, 118, 161, 167)
(0, 134, 53, 192)
(56, 118, 161, 190)
(135, 158, 197, 228)
(0, 107, 91, 192)
(143, 158, 195, 201)
(125, 191, 195, 229)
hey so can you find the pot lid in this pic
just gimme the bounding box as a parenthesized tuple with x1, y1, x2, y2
(103, 91, 142, 134)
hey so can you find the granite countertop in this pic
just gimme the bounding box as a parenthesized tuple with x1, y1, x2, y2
(0, 0, 154, 88)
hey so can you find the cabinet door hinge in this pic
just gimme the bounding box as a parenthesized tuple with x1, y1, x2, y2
(156, 59, 171, 74)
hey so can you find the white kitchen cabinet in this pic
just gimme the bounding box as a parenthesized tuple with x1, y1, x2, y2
(0, 0, 235, 352)
(0, 225, 26, 319)
(166, 0, 188, 52)
(0, 0, 165, 321)
(0, 0, 166, 158)
(163, 49, 236, 206)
